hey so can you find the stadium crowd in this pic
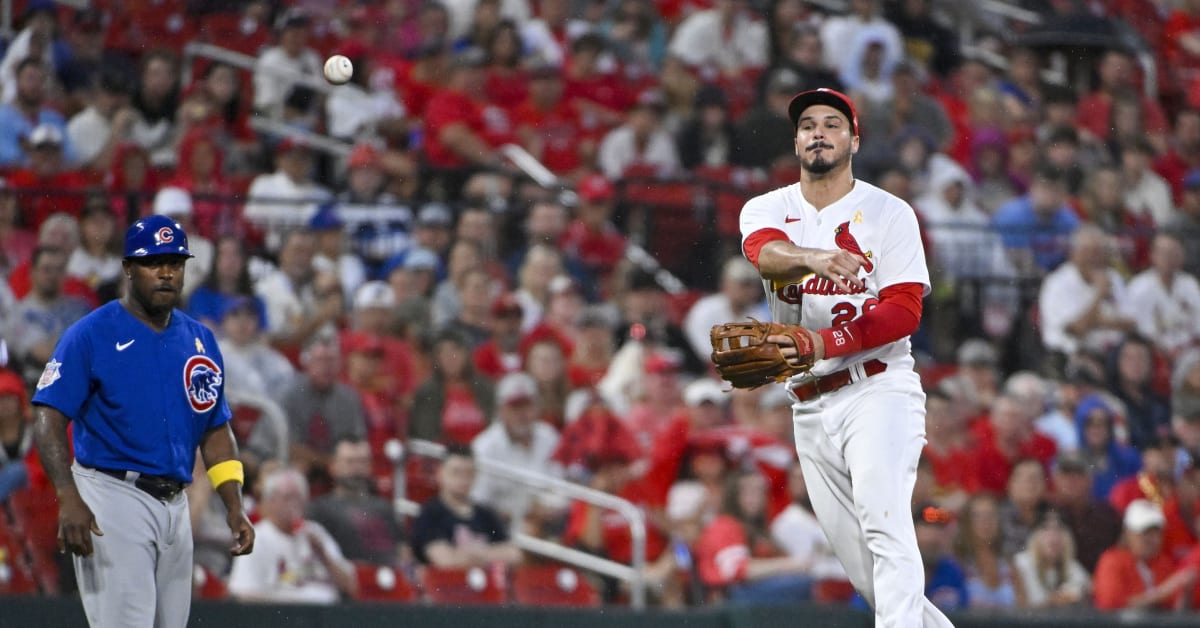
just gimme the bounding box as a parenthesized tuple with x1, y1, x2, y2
(2, 0, 1200, 617)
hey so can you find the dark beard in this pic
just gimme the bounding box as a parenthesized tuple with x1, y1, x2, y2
(803, 156, 836, 175)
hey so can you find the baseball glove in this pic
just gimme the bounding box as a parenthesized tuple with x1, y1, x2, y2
(710, 319, 817, 389)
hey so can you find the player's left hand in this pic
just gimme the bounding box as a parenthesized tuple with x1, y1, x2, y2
(227, 510, 255, 555)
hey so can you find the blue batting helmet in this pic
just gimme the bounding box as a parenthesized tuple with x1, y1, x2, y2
(124, 214, 193, 259)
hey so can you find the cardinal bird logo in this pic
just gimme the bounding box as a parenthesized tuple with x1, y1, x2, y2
(834, 222, 874, 273)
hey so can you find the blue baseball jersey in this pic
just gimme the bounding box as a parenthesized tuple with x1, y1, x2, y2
(31, 300, 232, 483)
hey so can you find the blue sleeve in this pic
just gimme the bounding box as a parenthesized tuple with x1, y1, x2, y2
(991, 202, 1028, 250)
(30, 320, 93, 420)
(0, 108, 26, 167)
(205, 328, 232, 431)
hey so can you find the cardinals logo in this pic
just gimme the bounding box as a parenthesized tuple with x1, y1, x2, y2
(834, 222, 874, 273)
(183, 355, 222, 412)
(154, 227, 175, 246)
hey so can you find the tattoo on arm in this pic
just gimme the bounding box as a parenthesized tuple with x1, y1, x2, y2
(32, 405, 79, 496)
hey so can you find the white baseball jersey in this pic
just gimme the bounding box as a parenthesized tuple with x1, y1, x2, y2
(740, 180, 931, 379)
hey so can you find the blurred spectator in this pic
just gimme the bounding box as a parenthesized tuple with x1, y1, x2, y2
(1173, 350, 1200, 457)
(514, 63, 590, 178)
(1050, 451, 1123, 573)
(992, 165, 1079, 275)
(481, 20, 528, 111)
(344, 280, 419, 395)
(1076, 50, 1168, 150)
(167, 128, 237, 239)
(1109, 336, 1172, 450)
(442, 267, 497, 346)
(0, 368, 30, 501)
(614, 268, 701, 374)
(1120, 139, 1174, 227)
(600, 0, 668, 78)
(1154, 108, 1200, 202)
(1011, 509, 1091, 609)
(562, 33, 630, 128)
(218, 296, 296, 411)
(187, 234, 267, 332)
(940, 338, 1000, 421)
(411, 329, 496, 445)
(921, 388, 976, 512)
(521, 0, 587, 68)
(1167, 171, 1200, 278)
(1125, 233, 1200, 360)
(840, 30, 903, 116)
(195, 62, 257, 172)
(953, 493, 1018, 609)
(104, 141, 157, 221)
(325, 44, 406, 142)
(560, 175, 627, 288)
(1093, 499, 1193, 610)
(769, 462, 846, 582)
(522, 332, 572, 427)
(913, 502, 969, 612)
(996, 47, 1045, 127)
(757, 24, 841, 102)
(10, 123, 89, 228)
(999, 458, 1050, 559)
(385, 247, 440, 338)
(1163, 462, 1200, 561)
(282, 334, 368, 479)
(309, 205, 366, 303)
(410, 445, 523, 567)
(473, 293, 526, 379)
(970, 395, 1057, 496)
(58, 9, 121, 106)
(66, 67, 136, 172)
(432, 239, 487, 330)
(819, 0, 902, 84)
(667, 0, 768, 79)
(597, 89, 680, 179)
(0, 58, 75, 168)
(244, 139, 332, 252)
(1076, 164, 1152, 270)
(694, 469, 811, 605)
(568, 307, 617, 388)
(1038, 226, 1135, 359)
(885, 0, 960, 78)
(450, 0, 506, 51)
(470, 372, 563, 529)
(153, 187, 214, 298)
(129, 50, 181, 167)
(967, 129, 1019, 216)
(682, 256, 767, 365)
(1110, 437, 1179, 515)
(422, 48, 511, 192)
(307, 438, 406, 566)
(1004, 371, 1073, 456)
(677, 85, 735, 170)
(734, 69, 799, 171)
(65, 197, 121, 294)
(0, 181, 32, 277)
(228, 467, 358, 603)
(915, 158, 1013, 282)
(6, 213, 96, 307)
(4, 247, 90, 385)
(513, 243, 564, 332)
(337, 143, 412, 274)
(253, 9, 322, 118)
(1073, 394, 1141, 500)
(255, 229, 342, 349)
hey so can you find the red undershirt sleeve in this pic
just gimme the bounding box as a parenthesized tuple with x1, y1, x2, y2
(817, 282, 925, 359)
(741, 228, 790, 268)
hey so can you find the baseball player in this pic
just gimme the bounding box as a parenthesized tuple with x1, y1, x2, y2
(731, 89, 952, 627)
(31, 214, 255, 627)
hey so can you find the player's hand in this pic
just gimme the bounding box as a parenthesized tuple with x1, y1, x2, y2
(805, 249, 868, 293)
(767, 327, 824, 365)
(227, 509, 255, 556)
(58, 490, 102, 557)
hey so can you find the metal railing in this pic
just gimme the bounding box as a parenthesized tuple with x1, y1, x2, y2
(388, 438, 649, 609)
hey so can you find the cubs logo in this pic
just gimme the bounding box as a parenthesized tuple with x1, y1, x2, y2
(834, 221, 874, 273)
(183, 355, 222, 413)
(155, 227, 175, 246)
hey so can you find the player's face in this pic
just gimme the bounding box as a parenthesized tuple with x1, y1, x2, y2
(793, 104, 857, 176)
(125, 254, 186, 314)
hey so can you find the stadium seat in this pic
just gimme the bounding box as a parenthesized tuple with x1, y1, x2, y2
(353, 562, 419, 602)
(419, 565, 508, 605)
(229, 404, 264, 444)
(192, 564, 229, 600)
(511, 564, 600, 608)
(813, 578, 856, 603)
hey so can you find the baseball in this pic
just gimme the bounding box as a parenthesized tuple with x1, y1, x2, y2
(324, 55, 354, 85)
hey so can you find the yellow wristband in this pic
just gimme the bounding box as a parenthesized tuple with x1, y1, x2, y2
(206, 459, 244, 488)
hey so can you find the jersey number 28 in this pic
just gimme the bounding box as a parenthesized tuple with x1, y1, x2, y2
(831, 298, 879, 326)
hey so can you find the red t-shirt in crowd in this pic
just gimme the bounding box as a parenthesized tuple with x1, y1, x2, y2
(966, 419, 1057, 495)
(563, 487, 667, 564)
(564, 74, 634, 117)
(7, 260, 99, 307)
(512, 99, 586, 175)
(695, 514, 750, 587)
(1093, 545, 1180, 610)
(440, 383, 488, 445)
(9, 169, 92, 230)
(423, 89, 486, 169)
(923, 443, 982, 495)
(561, 220, 627, 277)
(485, 68, 529, 112)
(1108, 474, 1168, 515)
(1076, 91, 1168, 142)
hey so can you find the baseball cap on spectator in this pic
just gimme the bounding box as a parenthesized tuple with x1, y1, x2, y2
(153, 186, 193, 217)
(497, 372, 538, 406)
(308, 204, 344, 231)
(416, 202, 453, 228)
(403, 247, 441, 271)
(788, 88, 858, 135)
(124, 214, 193, 258)
(578, 174, 614, 203)
(27, 123, 63, 149)
(683, 378, 727, 407)
(342, 332, 385, 356)
(1184, 170, 1200, 191)
(957, 338, 997, 368)
(1123, 499, 1165, 533)
(0, 368, 27, 410)
(913, 502, 954, 526)
(644, 351, 681, 375)
(347, 142, 381, 170)
(491, 292, 523, 317)
(354, 281, 396, 310)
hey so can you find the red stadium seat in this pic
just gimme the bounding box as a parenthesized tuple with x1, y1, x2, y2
(0, 541, 38, 595)
(353, 562, 419, 602)
(192, 564, 229, 600)
(813, 578, 856, 603)
(511, 564, 600, 608)
(419, 565, 508, 605)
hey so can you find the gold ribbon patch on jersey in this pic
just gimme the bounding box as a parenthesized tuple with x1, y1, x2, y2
(195, 338, 205, 354)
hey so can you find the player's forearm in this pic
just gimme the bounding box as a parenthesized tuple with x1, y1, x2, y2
(32, 405, 81, 498)
(201, 424, 246, 513)
(756, 240, 822, 282)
